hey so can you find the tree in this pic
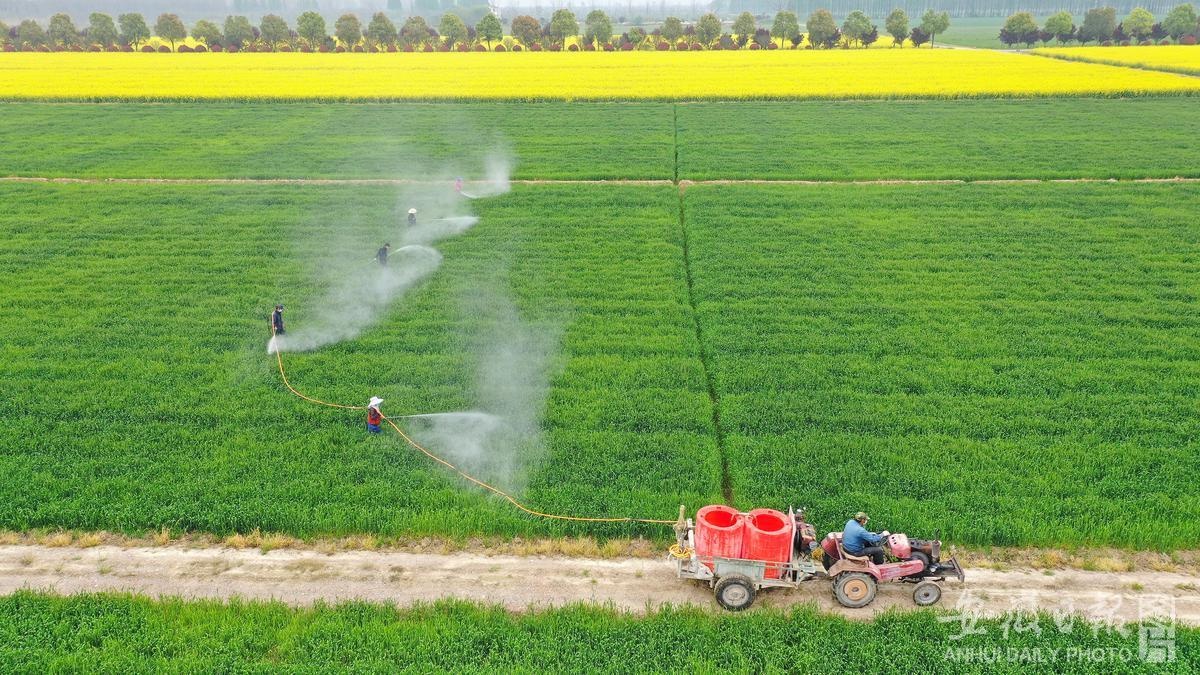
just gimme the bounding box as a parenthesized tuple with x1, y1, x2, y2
(696, 13, 721, 47)
(296, 12, 326, 49)
(118, 13, 150, 49)
(48, 13, 80, 48)
(807, 9, 837, 48)
(399, 16, 430, 48)
(1002, 12, 1039, 47)
(191, 19, 222, 47)
(732, 12, 756, 46)
(548, 9, 578, 47)
(920, 9, 950, 47)
(18, 20, 47, 49)
(1044, 11, 1075, 44)
(1080, 7, 1117, 44)
(660, 16, 683, 45)
(0, 22, 8, 48)
(1124, 7, 1156, 42)
(154, 14, 186, 51)
(583, 11, 613, 46)
(477, 13, 503, 48)
(842, 10, 872, 47)
(909, 26, 930, 47)
(771, 11, 800, 48)
(334, 13, 362, 48)
(862, 25, 879, 47)
(885, 8, 909, 47)
(1163, 4, 1199, 41)
(364, 13, 397, 50)
(223, 16, 254, 49)
(258, 15, 289, 50)
(88, 13, 118, 47)
(511, 15, 541, 47)
(439, 14, 468, 48)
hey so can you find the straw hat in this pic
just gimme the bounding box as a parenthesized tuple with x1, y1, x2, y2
(407, 208, 418, 215)
(368, 396, 384, 409)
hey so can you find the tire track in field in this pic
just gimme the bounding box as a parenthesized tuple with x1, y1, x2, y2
(4, 176, 1200, 187)
(3, 544, 1199, 624)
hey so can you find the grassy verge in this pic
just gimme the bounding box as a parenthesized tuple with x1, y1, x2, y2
(1, 591, 1194, 671)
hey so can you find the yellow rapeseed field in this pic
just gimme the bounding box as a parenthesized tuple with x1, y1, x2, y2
(1033, 45, 1200, 77)
(1, 50, 1198, 101)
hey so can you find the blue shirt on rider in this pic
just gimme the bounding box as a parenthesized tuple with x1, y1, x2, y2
(843, 519, 882, 554)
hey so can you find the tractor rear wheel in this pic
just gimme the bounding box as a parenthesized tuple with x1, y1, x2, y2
(833, 572, 877, 608)
(913, 581, 942, 606)
(714, 574, 756, 612)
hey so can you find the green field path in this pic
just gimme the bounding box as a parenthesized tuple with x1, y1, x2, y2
(0, 182, 721, 538)
(4, 99, 1199, 181)
(684, 183, 1200, 549)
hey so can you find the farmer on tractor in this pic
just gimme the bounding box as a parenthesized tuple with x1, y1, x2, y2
(843, 512, 889, 565)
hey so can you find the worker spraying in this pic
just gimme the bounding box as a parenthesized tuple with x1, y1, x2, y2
(454, 177, 464, 194)
(407, 208, 418, 227)
(270, 304, 285, 336)
(366, 396, 384, 434)
(376, 242, 390, 266)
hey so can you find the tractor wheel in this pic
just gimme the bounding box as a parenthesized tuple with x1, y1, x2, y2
(909, 552, 931, 574)
(714, 574, 756, 612)
(833, 572, 877, 609)
(913, 581, 942, 606)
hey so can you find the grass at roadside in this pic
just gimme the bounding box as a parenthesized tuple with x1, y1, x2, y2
(2, 591, 1194, 672)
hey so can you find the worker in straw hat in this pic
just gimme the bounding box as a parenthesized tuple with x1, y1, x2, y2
(842, 511, 890, 565)
(366, 397, 384, 434)
(407, 208, 418, 227)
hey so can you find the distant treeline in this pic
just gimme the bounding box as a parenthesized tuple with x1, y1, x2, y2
(1000, 4, 1200, 45)
(0, 0, 1191, 23)
(0, 7, 956, 51)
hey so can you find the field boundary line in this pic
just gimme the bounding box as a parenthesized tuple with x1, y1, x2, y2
(674, 186, 734, 505)
(4, 176, 1200, 187)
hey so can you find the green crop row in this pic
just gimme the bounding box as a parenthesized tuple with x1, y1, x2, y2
(685, 183, 1200, 549)
(1, 591, 1194, 672)
(2, 99, 1199, 181)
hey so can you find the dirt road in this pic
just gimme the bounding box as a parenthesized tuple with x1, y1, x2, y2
(2, 544, 1197, 624)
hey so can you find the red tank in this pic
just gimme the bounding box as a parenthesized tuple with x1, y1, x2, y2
(694, 505, 744, 568)
(742, 508, 793, 579)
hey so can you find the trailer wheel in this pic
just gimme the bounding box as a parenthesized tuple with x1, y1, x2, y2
(913, 581, 942, 606)
(714, 574, 756, 612)
(833, 572, 877, 608)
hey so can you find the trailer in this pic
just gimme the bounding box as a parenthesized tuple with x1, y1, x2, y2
(671, 507, 819, 611)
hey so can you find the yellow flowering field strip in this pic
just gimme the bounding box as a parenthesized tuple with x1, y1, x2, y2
(1034, 45, 1200, 77)
(2, 50, 1198, 101)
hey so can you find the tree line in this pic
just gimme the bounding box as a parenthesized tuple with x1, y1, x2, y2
(1000, 4, 1200, 46)
(0, 8, 951, 52)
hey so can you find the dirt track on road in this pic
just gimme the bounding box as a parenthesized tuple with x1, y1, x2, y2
(2, 544, 1197, 624)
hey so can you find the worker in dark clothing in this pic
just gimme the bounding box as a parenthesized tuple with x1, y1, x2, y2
(376, 243, 390, 266)
(271, 304, 285, 335)
(843, 512, 889, 565)
(366, 396, 384, 434)
(407, 208, 418, 226)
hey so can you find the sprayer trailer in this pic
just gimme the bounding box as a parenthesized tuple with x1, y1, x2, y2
(672, 506, 819, 612)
